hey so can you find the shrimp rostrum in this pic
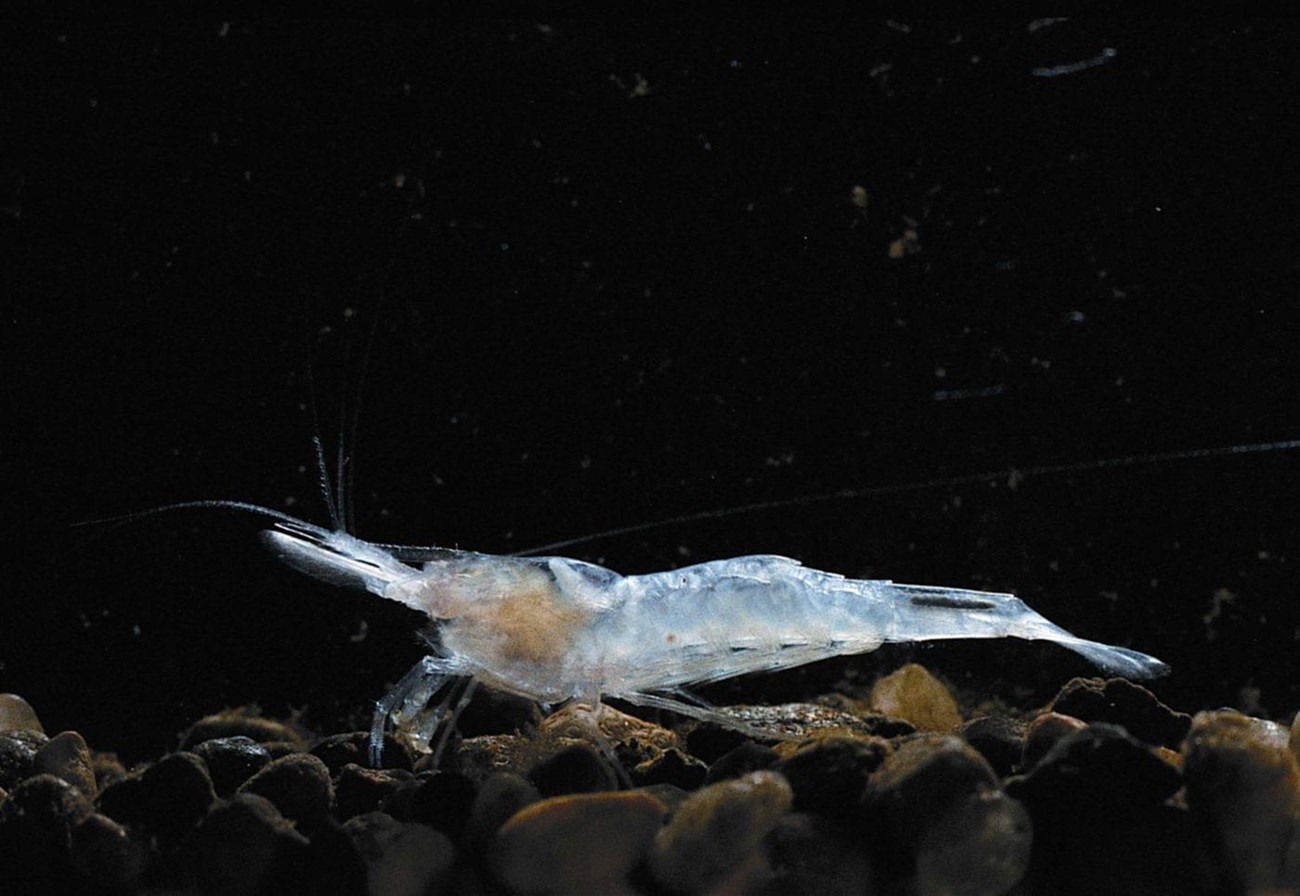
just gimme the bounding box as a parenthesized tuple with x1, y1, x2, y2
(254, 514, 1168, 765)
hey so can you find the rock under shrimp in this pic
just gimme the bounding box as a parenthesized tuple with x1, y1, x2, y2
(225, 507, 1170, 766)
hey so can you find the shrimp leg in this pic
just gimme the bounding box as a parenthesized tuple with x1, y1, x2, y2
(370, 655, 461, 766)
(619, 690, 792, 738)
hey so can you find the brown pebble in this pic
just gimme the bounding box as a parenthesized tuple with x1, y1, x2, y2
(69, 812, 151, 889)
(334, 763, 408, 821)
(913, 789, 1032, 895)
(91, 751, 127, 792)
(1291, 711, 1300, 766)
(766, 812, 878, 895)
(0, 774, 94, 890)
(774, 735, 890, 817)
(637, 782, 692, 817)
(34, 731, 97, 799)
(1051, 677, 1192, 747)
(961, 716, 1027, 778)
(180, 709, 306, 751)
(238, 752, 334, 830)
(300, 819, 369, 895)
(190, 793, 308, 895)
(704, 741, 780, 784)
(649, 770, 793, 894)
(870, 664, 963, 733)
(0, 734, 38, 791)
(1009, 723, 1182, 813)
(864, 734, 1000, 862)
(0, 771, 94, 829)
(528, 743, 619, 796)
(346, 811, 455, 896)
(455, 732, 534, 782)
(97, 751, 216, 838)
(632, 747, 708, 790)
(382, 771, 477, 840)
(455, 686, 544, 738)
(866, 733, 1033, 893)
(490, 790, 667, 895)
(1021, 711, 1087, 770)
(0, 694, 43, 735)
(191, 735, 272, 796)
(1183, 709, 1300, 892)
(540, 702, 680, 753)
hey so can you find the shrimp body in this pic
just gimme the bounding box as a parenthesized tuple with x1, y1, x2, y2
(261, 517, 1167, 762)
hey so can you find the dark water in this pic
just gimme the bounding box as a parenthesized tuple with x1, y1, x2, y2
(6, 21, 1298, 760)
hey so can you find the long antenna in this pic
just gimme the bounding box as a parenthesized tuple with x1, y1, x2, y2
(515, 439, 1300, 556)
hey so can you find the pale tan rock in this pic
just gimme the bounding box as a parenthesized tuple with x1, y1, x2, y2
(34, 731, 97, 799)
(0, 693, 43, 735)
(649, 770, 793, 894)
(870, 664, 962, 733)
(489, 790, 667, 895)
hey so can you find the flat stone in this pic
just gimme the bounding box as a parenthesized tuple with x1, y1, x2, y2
(870, 664, 963, 733)
(490, 790, 666, 895)
(649, 770, 792, 894)
(687, 702, 890, 763)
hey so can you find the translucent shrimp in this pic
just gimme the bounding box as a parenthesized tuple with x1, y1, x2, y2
(253, 513, 1168, 766)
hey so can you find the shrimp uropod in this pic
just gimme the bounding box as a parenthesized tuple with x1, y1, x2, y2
(256, 513, 1168, 765)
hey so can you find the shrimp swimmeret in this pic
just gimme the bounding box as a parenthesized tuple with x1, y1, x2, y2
(208, 504, 1169, 766)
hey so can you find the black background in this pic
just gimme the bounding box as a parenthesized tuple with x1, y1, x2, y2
(5, 20, 1298, 761)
